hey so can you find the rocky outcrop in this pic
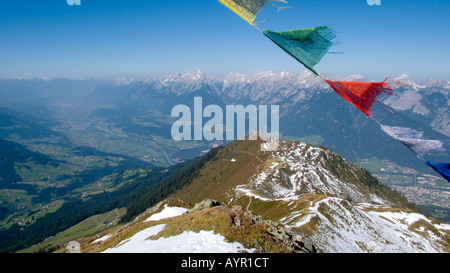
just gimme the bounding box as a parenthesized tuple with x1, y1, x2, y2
(185, 199, 317, 253)
(227, 204, 316, 253)
(188, 198, 221, 213)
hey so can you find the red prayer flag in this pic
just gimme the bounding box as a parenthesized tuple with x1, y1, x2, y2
(325, 78, 398, 117)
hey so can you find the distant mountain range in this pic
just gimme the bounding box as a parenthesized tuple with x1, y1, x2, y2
(98, 70, 450, 168)
(1, 70, 448, 179)
(3, 70, 448, 136)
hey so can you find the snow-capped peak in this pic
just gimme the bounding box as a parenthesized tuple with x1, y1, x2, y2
(343, 74, 370, 82)
(394, 74, 425, 90)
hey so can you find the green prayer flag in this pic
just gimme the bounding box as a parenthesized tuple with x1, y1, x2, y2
(263, 26, 336, 76)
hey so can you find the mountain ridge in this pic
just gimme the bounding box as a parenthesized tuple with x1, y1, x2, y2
(75, 137, 449, 253)
(167, 137, 450, 252)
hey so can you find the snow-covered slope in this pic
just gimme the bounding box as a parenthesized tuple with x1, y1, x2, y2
(102, 205, 253, 253)
(225, 139, 450, 253)
(289, 197, 450, 253)
(235, 141, 391, 205)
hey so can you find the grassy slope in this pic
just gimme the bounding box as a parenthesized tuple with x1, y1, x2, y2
(172, 138, 268, 204)
(19, 207, 126, 253)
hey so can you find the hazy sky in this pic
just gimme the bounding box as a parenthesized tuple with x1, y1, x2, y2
(1, 0, 449, 81)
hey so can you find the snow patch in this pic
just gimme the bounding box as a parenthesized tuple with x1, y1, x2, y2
(103, 224, 254, 253)
(145, 205, 188, 222)
(92, 234, 111, 244)
(103, 224, 166, 253)
(290, 198, 447, 253)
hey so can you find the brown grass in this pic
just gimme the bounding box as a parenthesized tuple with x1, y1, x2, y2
(172, 139, 269, 204)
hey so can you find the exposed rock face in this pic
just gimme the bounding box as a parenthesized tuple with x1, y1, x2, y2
(188, 199, 221, 213)
(223, 203, 317, 253)
(185, 199, 317, 253)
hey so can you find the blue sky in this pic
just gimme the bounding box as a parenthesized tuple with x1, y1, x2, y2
(1, 0, 449, 81)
